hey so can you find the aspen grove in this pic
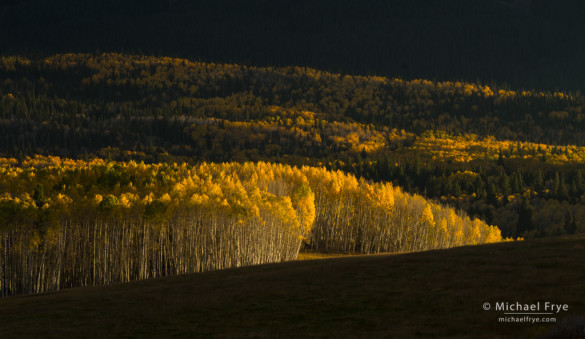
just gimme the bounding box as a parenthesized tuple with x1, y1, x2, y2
(0, 156, 504, 296)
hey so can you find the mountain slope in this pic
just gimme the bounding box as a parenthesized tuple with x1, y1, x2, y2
(3, 53, 585, 239)
(0, 235, 583, 338)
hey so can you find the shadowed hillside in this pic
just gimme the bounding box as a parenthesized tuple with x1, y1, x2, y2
(0, 235, 583, 337)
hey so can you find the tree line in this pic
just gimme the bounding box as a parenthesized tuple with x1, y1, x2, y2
(1, 53, 584, 151)
(1, 0, 585, 91)
(0, 156, 504, 296)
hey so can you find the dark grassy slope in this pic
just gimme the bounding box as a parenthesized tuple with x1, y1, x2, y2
(1, 0, 585, 92)
(1, 236, 584, 338)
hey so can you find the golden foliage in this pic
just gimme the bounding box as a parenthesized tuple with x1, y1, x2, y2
(0, 156, 506, 296)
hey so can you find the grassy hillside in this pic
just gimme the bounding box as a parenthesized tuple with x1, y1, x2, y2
(0, 235, 583, 337)
(1, 0, 585, 91)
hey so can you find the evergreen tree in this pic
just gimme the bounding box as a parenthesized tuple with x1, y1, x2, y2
(517, 198, 533, 236)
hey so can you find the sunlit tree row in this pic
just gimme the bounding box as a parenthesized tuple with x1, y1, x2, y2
(299, 166, 504, 254)
(0, 157, 505, 296)
(0, 158, 313, 296)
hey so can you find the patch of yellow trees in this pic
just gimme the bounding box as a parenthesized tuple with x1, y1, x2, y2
(0, 157, 503, 296)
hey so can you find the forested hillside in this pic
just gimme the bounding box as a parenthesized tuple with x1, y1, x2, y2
(0, 156, 502, 296)
(2, 5, 585, 338)
(1, 54, 585, 239)
(1, 0, 585, 91)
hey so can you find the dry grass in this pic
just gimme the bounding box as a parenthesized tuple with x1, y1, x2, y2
(1, 236, 584, 338)
(295, 252, 360, 260)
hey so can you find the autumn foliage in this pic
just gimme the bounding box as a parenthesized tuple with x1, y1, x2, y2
(0, 156, 503, 296)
